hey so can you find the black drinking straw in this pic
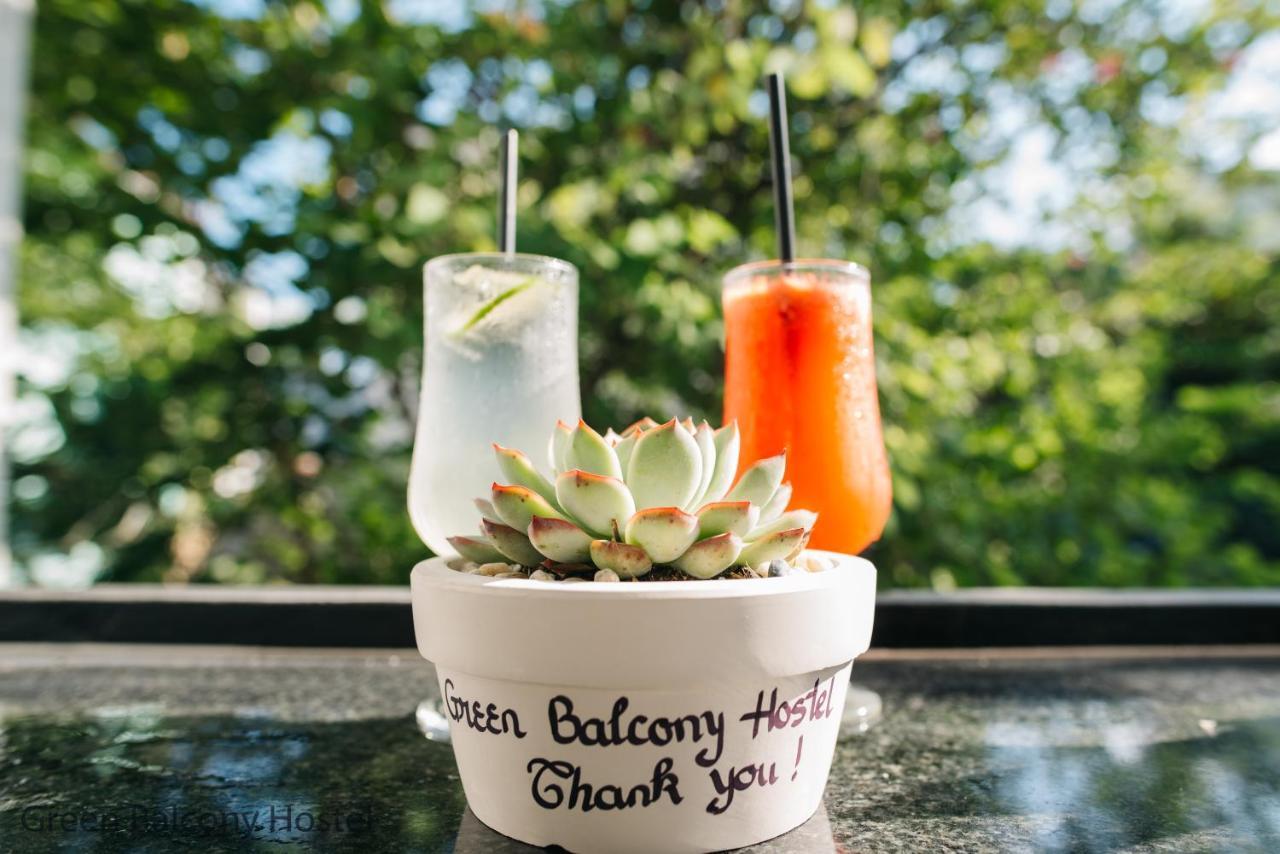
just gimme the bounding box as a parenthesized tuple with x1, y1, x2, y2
(498, 129, 518, 253)
(766, 72, 796, 264)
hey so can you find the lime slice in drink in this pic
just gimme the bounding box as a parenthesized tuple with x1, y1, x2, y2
(454, 276, 538, 335)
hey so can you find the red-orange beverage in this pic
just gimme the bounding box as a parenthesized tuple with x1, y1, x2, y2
(723, 260, 892, 554)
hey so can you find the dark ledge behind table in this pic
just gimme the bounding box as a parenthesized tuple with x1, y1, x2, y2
(2, 585, 1279, 648)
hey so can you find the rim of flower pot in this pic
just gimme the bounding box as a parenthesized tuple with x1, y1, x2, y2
(411, 550, 877, 690)
(412, 549, 864, 598)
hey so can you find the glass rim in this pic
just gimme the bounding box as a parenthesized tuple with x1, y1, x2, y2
(424, 252, 578, 279)
(722, 258, 870, 287)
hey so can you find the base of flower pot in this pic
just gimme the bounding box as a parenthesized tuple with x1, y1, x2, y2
(411, 550, 876, 854)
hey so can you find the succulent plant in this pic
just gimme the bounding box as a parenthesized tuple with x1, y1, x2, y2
(446, 418, 817, 579)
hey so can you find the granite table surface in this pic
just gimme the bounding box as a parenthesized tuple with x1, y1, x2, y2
(0, 643, 1277, 853)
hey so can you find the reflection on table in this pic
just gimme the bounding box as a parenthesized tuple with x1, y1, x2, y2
(0, 645, 1276, 851)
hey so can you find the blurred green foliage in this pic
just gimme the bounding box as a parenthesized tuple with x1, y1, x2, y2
(11, 0, 1280, 587)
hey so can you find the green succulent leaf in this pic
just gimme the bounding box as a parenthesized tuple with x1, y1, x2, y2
(626, 419, 703, 510)
(726, 453, 786, 507)
(672, 532, 743, 579)
(758, 482, 792, 524)
(701, 422, 740, 505)
(613, 432, 638, 473)
(739, 528, 808, 568)
(748, 509, 818, 541)
(696, 500, 760, 538)
(494, 444, 561, 509)
(624, 506, 700, 563)
(446, 535, 507, 564)
(555, 470, 636, 537)
(621, 416, 658, 437)
(785, 530, 811, 562)
(528, 516, 593, 563)
(548, 420, 573, 473)
(563, 420, 623, 479)
(473, 498, 503, 525)
(589, 540, 653, 579)
(688, 421, 717, 510)
(491, 483, 564, 530)
(479, 519, 544, 566)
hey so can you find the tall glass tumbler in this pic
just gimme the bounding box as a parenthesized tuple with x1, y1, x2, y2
(409, 253, 580, 555)
(722, 260, 892, 554)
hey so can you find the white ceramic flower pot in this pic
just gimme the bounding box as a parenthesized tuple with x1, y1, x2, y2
(411, 550, 876, 854)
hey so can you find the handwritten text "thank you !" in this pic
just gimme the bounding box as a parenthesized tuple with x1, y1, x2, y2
(443, 673, 841, 817)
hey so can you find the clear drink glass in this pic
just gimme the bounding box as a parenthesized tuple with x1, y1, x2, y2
(722, 259, 892, 554)
(408, 253, 580, 556)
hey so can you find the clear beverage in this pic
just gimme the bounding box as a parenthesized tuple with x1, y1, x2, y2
(722, 260, 892, 554)
(409, 253, 580, 555)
